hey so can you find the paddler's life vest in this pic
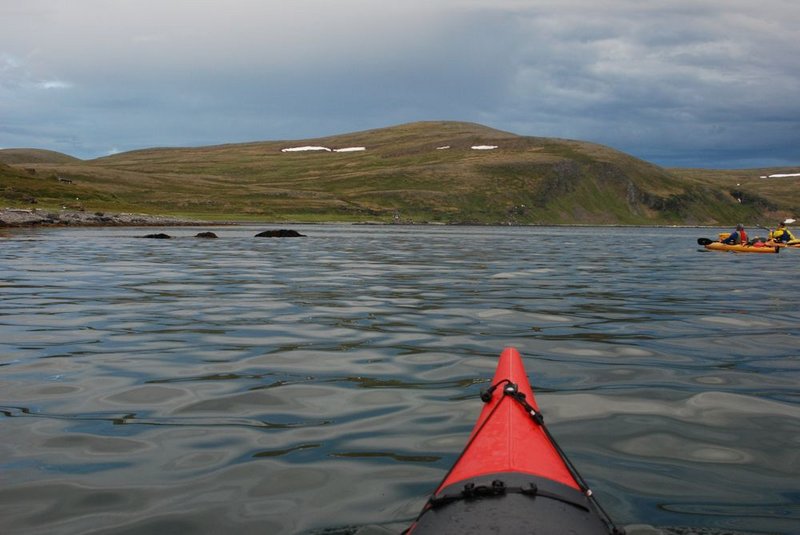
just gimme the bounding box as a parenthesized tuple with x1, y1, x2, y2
(772, 228, 795, 242)
(724, 230, 747, 244)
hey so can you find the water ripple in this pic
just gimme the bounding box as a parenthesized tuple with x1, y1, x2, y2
(1, 225, 798, 534)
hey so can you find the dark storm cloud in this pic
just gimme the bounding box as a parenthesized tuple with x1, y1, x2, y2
(1, 0, 798, 168)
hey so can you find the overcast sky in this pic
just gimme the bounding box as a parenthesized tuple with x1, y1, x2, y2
(2, 0, 799, 168)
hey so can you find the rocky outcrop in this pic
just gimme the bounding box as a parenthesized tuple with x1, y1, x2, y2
(254, 229, 306, 237)
(195, 231, 218, 238)
(141, 233, 171, 239)
(0, 208, 204, 227)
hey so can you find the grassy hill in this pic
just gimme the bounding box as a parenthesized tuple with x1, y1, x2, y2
(0, 148, 81, 165)
(2, 121, 797, 225)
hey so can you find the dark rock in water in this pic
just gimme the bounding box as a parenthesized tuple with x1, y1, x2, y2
(255, 229, 306, 237)
(195, 232, 218, 239)
(141, 233, 171, 239)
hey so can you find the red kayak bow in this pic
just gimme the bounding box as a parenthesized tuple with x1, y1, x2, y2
(406, 347, 622, 534)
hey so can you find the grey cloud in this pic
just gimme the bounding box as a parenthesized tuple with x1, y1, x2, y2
(1, 0, 798, 167)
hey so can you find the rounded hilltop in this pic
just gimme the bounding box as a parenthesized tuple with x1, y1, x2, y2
(2, 121, 797, 226)
(0, 148, 81, 165)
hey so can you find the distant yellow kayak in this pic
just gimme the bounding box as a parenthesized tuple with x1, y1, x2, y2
(768, 239, 800, 249)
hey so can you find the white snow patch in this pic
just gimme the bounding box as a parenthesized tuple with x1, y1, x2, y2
(281, 146, 331, 152)
(471, 145, 498, 150)
(767, 173, 800, 178)
(333, 147, 366, 152)
(436, 145, 450, 150)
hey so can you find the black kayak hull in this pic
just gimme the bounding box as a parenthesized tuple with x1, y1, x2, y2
(409, 472, 614, 534)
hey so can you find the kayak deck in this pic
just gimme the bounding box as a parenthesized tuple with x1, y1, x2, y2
(411, 472, 613, 534)
(406, 347, 620, 534)
(435, 348, 578, 491)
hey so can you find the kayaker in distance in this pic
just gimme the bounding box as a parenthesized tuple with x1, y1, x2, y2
(721, 224, 748, 245)
(771, 221, 796, 243)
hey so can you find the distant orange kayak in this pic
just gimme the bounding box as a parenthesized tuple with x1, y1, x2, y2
(704, 242, 780, 253)
(698, 238, 780, 253)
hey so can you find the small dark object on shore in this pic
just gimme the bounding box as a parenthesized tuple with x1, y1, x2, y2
(195, 232, 218, 239)
(141, 233, 171, 239)
(255, 229, 306, 237)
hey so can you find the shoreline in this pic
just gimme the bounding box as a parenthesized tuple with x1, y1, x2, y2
(0, 208, 212, 228)
(1, 208, 733, 229)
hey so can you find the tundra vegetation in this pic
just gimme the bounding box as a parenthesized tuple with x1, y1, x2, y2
(1, 122, 797, 225)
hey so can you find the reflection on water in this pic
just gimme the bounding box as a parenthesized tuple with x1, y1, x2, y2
(1, 225, 798, 534)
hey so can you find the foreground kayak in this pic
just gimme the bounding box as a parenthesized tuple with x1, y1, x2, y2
(698, 238, 779, 254)
(406, 347, 621, 534)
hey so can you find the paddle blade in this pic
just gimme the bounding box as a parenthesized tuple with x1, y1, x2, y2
(784, 218, 796, 224)
(697, 238, 713, 246)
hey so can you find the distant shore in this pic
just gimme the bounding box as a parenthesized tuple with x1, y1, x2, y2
(0, 208, 210, 228)
(1, 208, 730, 229)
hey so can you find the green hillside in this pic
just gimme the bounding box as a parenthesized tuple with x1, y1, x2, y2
(0, 148, 81, 165)
(2, 121, 797, 224)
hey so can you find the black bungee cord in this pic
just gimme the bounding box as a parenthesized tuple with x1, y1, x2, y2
(483, 379, 624, 535)
(406, 378, 624, 535)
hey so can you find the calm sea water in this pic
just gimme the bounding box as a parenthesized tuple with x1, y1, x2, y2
(1, 225, 798, 535)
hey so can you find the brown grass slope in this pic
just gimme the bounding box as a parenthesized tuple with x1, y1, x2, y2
(2, 121, 797, 224)
(0, 148, 81, 165)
